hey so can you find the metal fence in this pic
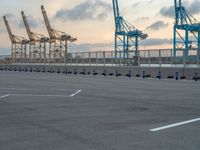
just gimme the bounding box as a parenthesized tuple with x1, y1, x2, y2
(0, 49, 200, 68)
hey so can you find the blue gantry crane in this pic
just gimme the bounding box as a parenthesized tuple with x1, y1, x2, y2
(174, 0, 200, 57)
(112, 0, 148, 58)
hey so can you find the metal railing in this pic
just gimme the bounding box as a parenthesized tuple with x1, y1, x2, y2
(0, 49, 200, 68)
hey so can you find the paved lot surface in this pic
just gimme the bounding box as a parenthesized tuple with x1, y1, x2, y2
(0, 71, 200, 150)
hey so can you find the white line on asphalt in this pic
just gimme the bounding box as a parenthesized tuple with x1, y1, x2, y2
(9, 94, 69, 97)
(70, 89, 82, 97)
(0, 88, 79, 91)
(0, 94, 10, 99)
(150, 118, 200, 132)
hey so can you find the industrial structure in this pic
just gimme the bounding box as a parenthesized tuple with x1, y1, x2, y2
(21, 11, 49, 63)
(41, 5, 77, 63)
(3, 16, 29, 63)
(112, 0, 148, 58)
(3, 6, 77, 64)
(2, 1, 200, 65)
(174, 0, 200, 57)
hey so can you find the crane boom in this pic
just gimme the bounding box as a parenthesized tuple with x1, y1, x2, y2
(41, 5, 54, 39)
(41, 5, 77, 63)
(3, 16, 15, 43)
(3, 15, 28, 63)
(112, 0, 120, 18)
(112, 0, 117, 23)
(21, 11, 32, 40)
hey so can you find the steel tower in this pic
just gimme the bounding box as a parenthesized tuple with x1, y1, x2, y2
(41, 5, 77, 63)
(112, 0, 148, 58)
(21, 11, 49, 63)
(3, 16, 29, 63)
(174, 0, 200, 57)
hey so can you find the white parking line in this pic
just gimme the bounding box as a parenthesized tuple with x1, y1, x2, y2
(9, 94, 69, 97)
(0, 88, 79, 91)
(0, 94, 10, 99)
(150, 118, 200, 132)
(70, 89, 82, 97)
(0, 89, 82, 98)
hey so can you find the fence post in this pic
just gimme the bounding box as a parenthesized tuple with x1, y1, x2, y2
(128, 51, 131, 66)
(197, 50, 199, 68)
(89, 52, 91, 66)
(119, 51, 122, 66)
(76, 53, 78, 66)
(96, 52, 98, 66)
(111, 51, 114, 66)
(103, 51, 105, 67)
(82, 52, 84, 66)
(138, 51, 140, 67)
(171, 49, 173, 68)
(148, 50, 150, 67)
(70, 53, 72, 65)
(159, 49, 161, 68)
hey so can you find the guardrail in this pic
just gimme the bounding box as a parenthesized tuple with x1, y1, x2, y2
(0, 49, 200, 68)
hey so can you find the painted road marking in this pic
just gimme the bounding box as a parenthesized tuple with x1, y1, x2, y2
(0, 88, 79, 91)
(9, 94, 69, 97)
(0, 94, 10, 99)
(150, 118, 200, 132)
(70, 89, 82, 97)
(0, 89, 82, 98)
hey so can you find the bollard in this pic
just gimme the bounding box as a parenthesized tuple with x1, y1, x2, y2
(129, 70, 131, 78)
(102, 70, 106, 76)
(83, 69, 86, 75)
(126, 70, 131, 78)
(193, 73, 198, 81)
(80, 69, 86, 75)
(116, 70, 122, 77)
(157, 71, 161, 79)
(143, 71, 145, 79)
(176, 72, 179, 80)
(50, 68, 53, 73)
(109, 72, 114, 76)
(74, 69, 77, 75)
(57, 69, 60, 74)
(93, 69, 95, 76)
(116, 70, 119, 77)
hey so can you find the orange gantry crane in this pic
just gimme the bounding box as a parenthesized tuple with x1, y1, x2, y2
(21, 11, 49, 63)
(3, 16, 29, 63)
(41, 5, 77, 63)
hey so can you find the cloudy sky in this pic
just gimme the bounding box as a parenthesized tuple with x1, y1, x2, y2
(0, 0, 200, 55)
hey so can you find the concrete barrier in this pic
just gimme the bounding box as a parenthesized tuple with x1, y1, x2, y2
(0, 64, 199, 80)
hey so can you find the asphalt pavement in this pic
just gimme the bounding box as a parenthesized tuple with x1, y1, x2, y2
(0, 71, 200, 150)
